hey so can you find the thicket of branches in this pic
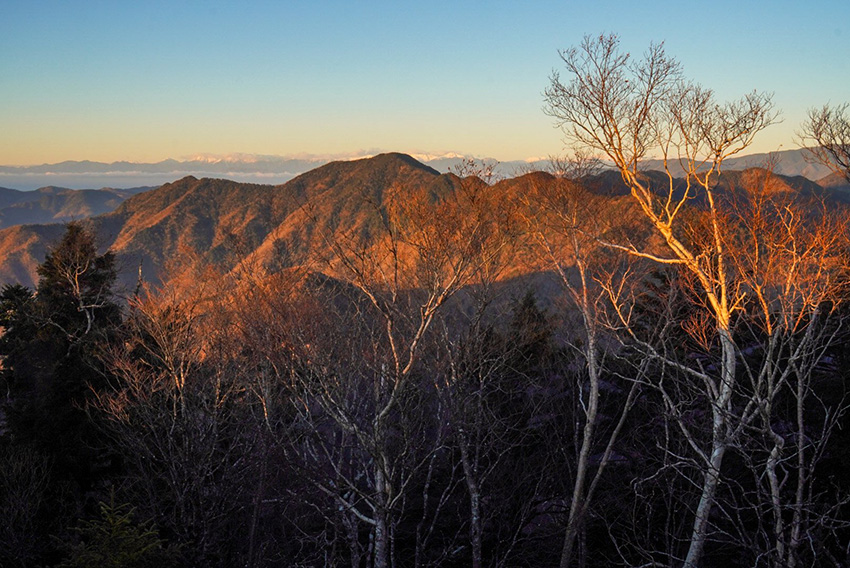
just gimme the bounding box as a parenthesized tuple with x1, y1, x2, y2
(2, 35, 850, 568)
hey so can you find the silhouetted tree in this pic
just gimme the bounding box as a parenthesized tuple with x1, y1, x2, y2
(0, 222, 120, 482)
(0, 222, 121, 566)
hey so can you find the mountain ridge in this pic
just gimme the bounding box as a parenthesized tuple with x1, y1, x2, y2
(0, 153, 843, 289)
(0, 153, 454, 287)
(1, 148, 837, 191)
(0, 185, 152, 231)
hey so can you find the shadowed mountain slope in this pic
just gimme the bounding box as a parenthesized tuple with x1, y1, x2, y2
(817, 171, 850, 203)
(0, 186, 150, 230)
(585, 167, 832, 201)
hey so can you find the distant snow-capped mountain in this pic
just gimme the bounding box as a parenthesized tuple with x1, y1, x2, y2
(0, 151, 495, 190)
(0, 149, 836, 191)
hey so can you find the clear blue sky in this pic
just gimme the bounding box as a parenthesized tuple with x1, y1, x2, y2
(2, 0, 848, 165)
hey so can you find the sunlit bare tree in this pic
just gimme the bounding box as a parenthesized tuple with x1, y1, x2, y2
(545, 33, 777, 568)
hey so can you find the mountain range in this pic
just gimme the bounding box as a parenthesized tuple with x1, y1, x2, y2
(1, 148, 842, 191)
(0, 185, 151, 230)
(0, 152, 844, 290)
(0, 154, 457, 288)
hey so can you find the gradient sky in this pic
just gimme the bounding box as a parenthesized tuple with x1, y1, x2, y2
(2, 0, 848, 165)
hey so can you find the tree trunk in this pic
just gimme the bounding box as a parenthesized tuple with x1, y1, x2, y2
(373, 464, 390, 568)
(787, 368, 808, 568)
(682, 330, 735, 568)
(459, 434, 483, 568)
(246, 432, 268, 568)
(683, 443, 726, 568)
(470, 489, 482, 568)
(559, 402, 595, 568)
(560, 300, 599, 568)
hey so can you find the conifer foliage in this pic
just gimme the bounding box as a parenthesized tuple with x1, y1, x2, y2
(0, 222, 120, 475)
(58, 497, 179, 568)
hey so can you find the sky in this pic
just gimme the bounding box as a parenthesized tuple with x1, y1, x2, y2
(2, 0, 849, 166)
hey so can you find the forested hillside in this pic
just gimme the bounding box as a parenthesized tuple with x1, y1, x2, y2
(1, 144, 849, 567)
(0, 153, 842, 290)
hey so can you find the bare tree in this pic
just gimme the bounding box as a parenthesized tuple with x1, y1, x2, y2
(800, 103, 850, 182)
(280, 171, 512, 568)
(544, 33, 776, 567)
(598, 172, 850, 567)
(94, 275, 258, 567)
(0, 444, 53, 566)
(718, 172, 850, 568)
(519, 170, 644, 568)
(430, 199, 538, 568)
(450, 156, 500, 185)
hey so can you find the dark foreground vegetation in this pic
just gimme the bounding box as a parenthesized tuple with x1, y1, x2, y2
(3, 34, 850, 568)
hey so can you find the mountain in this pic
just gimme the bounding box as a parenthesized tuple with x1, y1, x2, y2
(0, 186, 151, 230)
(639, 149, 835, 181)
(0, 155, 344, 190)
(815, 172, 850, 203)
(0, 152, 486, 190)
(2, 148, 835, 191)
(0, 223, 67, 287)
(577, 166, 833, 204)
(0, 153, 842, 289)
(0, 154, 456, 287)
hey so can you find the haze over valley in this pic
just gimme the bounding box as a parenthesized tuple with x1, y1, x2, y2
(1, 147, 841, 191)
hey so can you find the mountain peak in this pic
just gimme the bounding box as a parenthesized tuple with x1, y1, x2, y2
(354, 152, 441, 175)
(282, 152, 441, 193)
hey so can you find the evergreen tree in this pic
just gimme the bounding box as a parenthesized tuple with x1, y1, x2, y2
(508, 290, 554, 378)
(59, 498, 179, 568)
(0, 222, 121, 482)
